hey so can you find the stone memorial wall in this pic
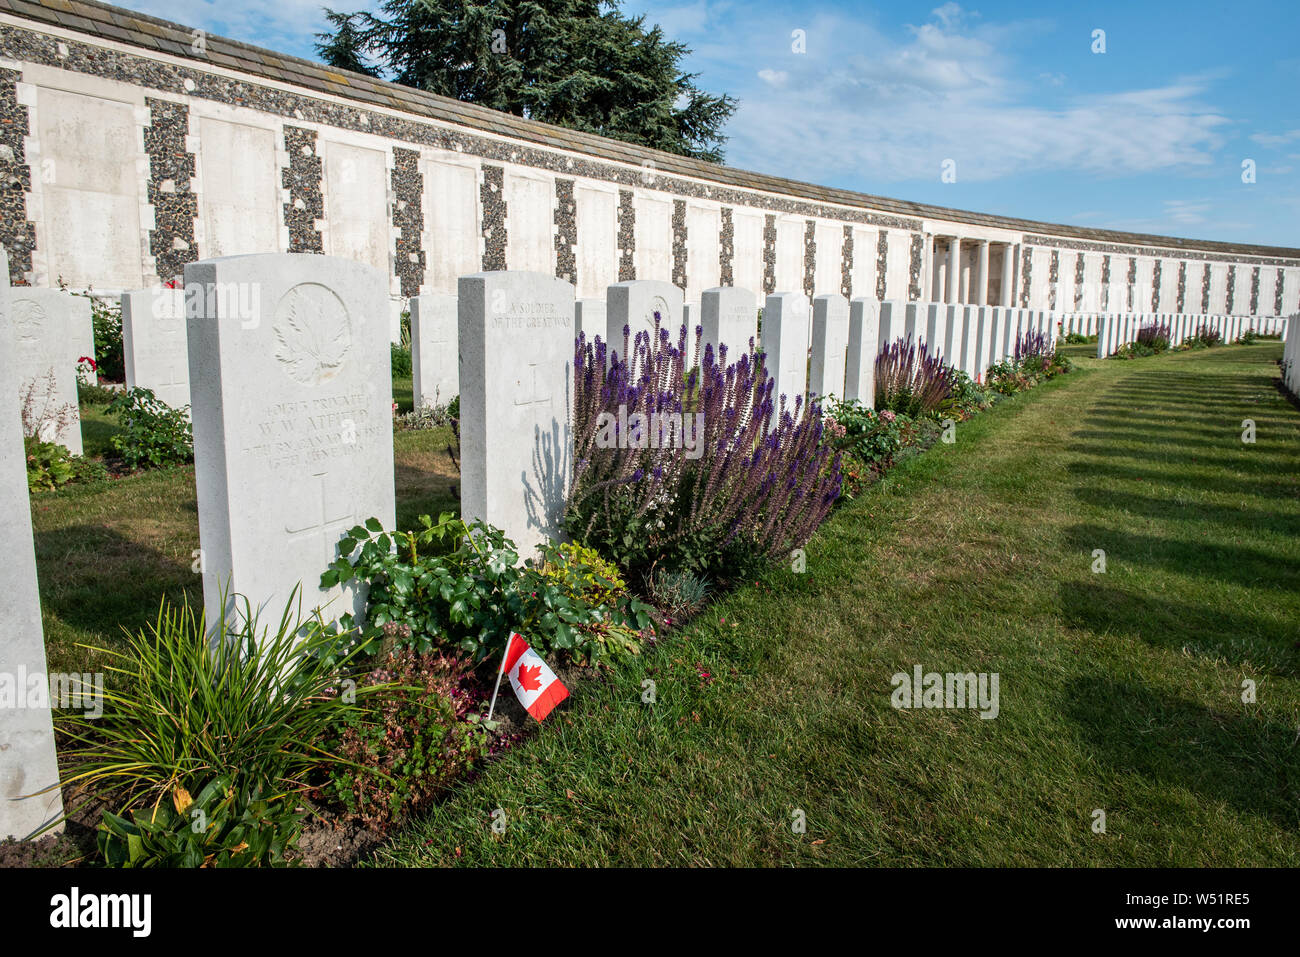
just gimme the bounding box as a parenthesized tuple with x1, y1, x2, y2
(0, 0, 1295, 324)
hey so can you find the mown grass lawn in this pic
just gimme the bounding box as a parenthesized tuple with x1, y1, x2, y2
(365, 341, 1300, 867)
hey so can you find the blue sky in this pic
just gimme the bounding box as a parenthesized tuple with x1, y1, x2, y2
(126, 0, 1299, 247)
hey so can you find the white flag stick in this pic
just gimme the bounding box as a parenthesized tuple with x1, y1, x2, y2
(486, 633, 513, 722)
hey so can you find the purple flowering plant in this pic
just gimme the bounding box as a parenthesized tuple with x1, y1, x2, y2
(873, 336, 957, 417)
(566, 313, 842, 583)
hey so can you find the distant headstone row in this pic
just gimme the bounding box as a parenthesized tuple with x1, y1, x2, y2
(1096, 313, 1291, 357)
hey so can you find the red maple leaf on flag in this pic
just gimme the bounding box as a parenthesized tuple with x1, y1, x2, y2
(516, 662, 543, 693)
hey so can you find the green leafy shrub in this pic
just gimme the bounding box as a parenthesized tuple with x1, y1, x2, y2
(58, 592, 384, 854)
(77, 378, 119, 406)
(391, 342, 413, 378)
(319, 649, 489, 831)
(988, 336, 1073, 390)
(91, 297, 125, 382)
(825, 399, 909, 471)
(321, 513, 651, 666)
(937, 370, 993, 421)
(24, 437, 106, 491)
(536, 541, 647, 658)
(106, 387, 193, 469)
(538, 541, 626, 607)
(97, 776, 304, 868)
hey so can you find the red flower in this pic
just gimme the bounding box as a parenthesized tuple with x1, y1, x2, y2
(77, 356, 97, 371)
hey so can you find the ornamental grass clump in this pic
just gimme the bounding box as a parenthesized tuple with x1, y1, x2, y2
(567, 318, 842, 583)
(873, 337, 956, 417)
(56, 591, 381, 815)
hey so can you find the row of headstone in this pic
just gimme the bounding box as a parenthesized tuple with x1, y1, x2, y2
(1058, 313, 1099, 337)
(1096, 313, 1293, 358)
(9, 245, 1297, 842)
(0, 245, 66, 840)
(15, 262, 1073, 651)
(877, 301, 1057, 379)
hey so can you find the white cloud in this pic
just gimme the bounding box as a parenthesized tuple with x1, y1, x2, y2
(1249, 129, 1300, 148)
(1161, 199, 1211, 225)
(659, 4, 1230, 186)
(125, 0, 384, 59)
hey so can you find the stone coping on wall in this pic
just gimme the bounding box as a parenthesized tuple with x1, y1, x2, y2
(2, 0, 1298, 263)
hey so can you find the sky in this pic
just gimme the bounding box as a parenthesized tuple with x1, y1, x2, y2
(122, 0, 1300, 248)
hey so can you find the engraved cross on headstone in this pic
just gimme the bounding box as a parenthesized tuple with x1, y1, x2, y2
(284, 469, 353, 554)
(514, 360, 553, 406)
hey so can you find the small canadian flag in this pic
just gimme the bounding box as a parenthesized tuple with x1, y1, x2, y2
(490, 633, 569, 722)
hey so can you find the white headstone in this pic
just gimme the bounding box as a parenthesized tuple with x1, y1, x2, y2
(845, 298, 880, 406)
(606, 280, 683, 362)
(960, 306, 981, 376)
(122, 287, 190, 411)
(809, 293, 849, 402)
(878, 300, 906, 348)
(410, 292, 458, 409)
(700, 286, 757, 367)
(185, 253, 396, 628)
(903, 303, 923, 344)
(390, 298, 406, 346)
(460, 271, 574, 553)
(983, 307, 1000, 366)
(921, 304, 942, 352)
(941, 305, 961, 363)
(762, 292, 809, 424)
(1003, 308, 1021, 360)
(0, 246, 65, 840)
(574, 298, 606, 344)
(683, 301, 699, 332)
(9, 288, 86, 455)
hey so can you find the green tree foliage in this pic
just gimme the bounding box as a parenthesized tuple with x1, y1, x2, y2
(316, 0, 737, 162)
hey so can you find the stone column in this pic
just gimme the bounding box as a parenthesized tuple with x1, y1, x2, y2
(934, 239, 947, 302)
(975, 240, 990, 306)
(946, 237, 961, 304)
(1000, 244, 1016, 306)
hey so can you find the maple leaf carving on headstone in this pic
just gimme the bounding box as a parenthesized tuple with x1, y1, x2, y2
(516, 662, 543, 693)
(273, 283, 351, 385)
